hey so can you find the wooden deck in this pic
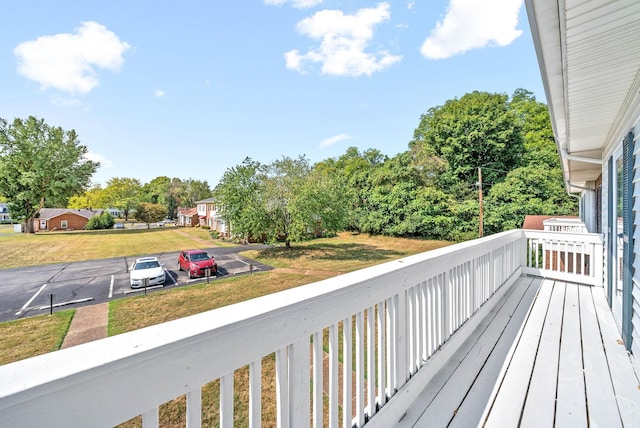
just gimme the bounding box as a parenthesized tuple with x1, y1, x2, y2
(395, 276, 640, 427)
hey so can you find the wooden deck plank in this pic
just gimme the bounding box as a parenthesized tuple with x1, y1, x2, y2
(555, 282, 588, 427)
(392, 276, 531, 427)
(448, 277, 543, 428)
(482, 278, 556, 427)
(519, 280, 565, 426)
(591, 285, 640, 427)
(411, 276, 538, 426)
(578, 284, 622, 427)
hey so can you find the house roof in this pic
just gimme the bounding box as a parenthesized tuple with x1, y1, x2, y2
(195, 198, 215, 204)
(522, 215, 579, 230)
(525, 0, 640, 191)
(178, 207, 198, 216)
(38, 208, 103, 220)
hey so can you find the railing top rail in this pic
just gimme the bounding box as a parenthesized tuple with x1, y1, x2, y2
(524, 229, 604, 243)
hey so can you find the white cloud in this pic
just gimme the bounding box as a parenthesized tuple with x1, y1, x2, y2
(420, 0, 523, 60)
(154, 89, 165, 98)
(285, 2, 402, 77)
(85, 151, 113, 168)
(320, 133, 353, 148)
(14, 21, 131, 94)
(264, 0, 322, 8)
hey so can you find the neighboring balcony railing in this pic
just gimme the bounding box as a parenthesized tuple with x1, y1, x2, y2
(0, 229, 604, 428)
(524, 230, 604, 286)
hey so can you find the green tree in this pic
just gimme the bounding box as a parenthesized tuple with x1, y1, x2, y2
(216, 156, 348, 247)
(215, 157, 268, 242)
(68, 185, 107, 210)
(103, 177, 142, 220)
(484, 166, 577, 233)
(410, 91, 524, 196)
(85, 211, 115, 230)
(179, 178, 212, 210)
(134, 202, 167, 228)
(0, 116, 98, 233)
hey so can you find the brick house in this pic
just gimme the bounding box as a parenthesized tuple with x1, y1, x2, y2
(33, 208, 104, 232)
(195, 198, 228, 236)
(177, 207, 198, 227)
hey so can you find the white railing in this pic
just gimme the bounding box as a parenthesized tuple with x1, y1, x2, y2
(523, 230, 604, 286)
(0, 229, 603, 428)
(542, 217, 588, 233)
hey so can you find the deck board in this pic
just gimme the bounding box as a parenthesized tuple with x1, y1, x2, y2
(447, 277, 542, 428)
(519, 280, 564, 427)
(393, 276, 640, 428)
(411, 276, 538, 426)
(483, 279, 555, 427)
(579, 283, 622, 427)
(395, 276, 537, 427)
(591, 284, 640, 427)
(555, 282, 587, 427)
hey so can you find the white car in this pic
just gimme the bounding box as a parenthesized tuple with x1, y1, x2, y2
(129, 256, 166, 288)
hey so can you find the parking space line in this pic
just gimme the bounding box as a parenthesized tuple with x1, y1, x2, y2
(16, 283, 48, 316)
(37, 297, 94, 311)
(109, 275, 114, 298)
(235, 258, 261, 272)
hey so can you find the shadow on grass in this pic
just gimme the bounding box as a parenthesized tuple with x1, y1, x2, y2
(257, 243, 403, 263)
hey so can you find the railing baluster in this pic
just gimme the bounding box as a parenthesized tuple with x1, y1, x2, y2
(342, 317, 353, 427)
(329, 323, 339, 428)
(249, 360, 262, 428)
(220, 372, 234, 428)
(276, 348, 288, 428)
(312, 332, 322, 428)
(355, 311, 365, 426)
(186, 387, 202, 428)
(386, 296, 395, 396)
(288, 339, 310, 427)
(376, 300, 387, 409)
(142, 408, 159, 428)
(366, 306, 375, 419)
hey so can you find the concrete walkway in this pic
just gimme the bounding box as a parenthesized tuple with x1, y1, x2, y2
(61, 303, 109, 349)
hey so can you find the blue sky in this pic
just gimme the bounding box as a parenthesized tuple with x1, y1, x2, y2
(0, 0, 543, 188)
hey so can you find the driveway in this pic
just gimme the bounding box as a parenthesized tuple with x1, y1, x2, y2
(0, 245, 272, 323)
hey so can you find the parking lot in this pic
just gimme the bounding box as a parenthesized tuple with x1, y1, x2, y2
(0, 247, 272, 323)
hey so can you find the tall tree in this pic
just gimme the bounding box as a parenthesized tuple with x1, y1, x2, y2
(215, 157, 268, 242)
(0, 116, 98, 233)
(410, 91, 524, 196)
(216, 156, 347, 247)
(67, 185, 107, 209)
(134, 202, 167, 228)
(103, 177, 142, 220)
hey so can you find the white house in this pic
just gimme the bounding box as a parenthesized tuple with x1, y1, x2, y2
(526, 0, 640, 366)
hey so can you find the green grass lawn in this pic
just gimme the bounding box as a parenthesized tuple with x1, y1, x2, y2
(1, 229, 451, 427)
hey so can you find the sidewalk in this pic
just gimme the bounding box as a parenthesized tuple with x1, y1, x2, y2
(61, 303, 109, 349)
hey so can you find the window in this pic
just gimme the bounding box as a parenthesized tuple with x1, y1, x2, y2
(61, 220, 68, 229)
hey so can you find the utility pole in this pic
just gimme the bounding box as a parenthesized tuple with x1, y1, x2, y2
(478, 166, 483, 237)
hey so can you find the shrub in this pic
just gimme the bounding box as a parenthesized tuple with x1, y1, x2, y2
(85, 212, 115, 230)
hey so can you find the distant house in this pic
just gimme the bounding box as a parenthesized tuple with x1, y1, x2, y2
(106, 208, 122, 218)
(0, 203, 12, 223)
(33, 208, 104, 232)
(177, 207, 198, 227)
(195, 198, 227, 236)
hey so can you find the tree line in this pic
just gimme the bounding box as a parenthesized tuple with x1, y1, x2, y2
(214, 89, 576, 243)
(0, 89, 576, 238)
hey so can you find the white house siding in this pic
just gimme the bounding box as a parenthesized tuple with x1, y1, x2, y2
(631, 124, 640, 370)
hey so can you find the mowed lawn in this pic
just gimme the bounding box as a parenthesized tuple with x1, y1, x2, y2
(1, 229, 450, 363)
(0, 224, 216, 269)
(1, 228, 451, 426)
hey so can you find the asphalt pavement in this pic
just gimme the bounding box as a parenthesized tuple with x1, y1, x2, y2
(0, 245, 272, 323)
